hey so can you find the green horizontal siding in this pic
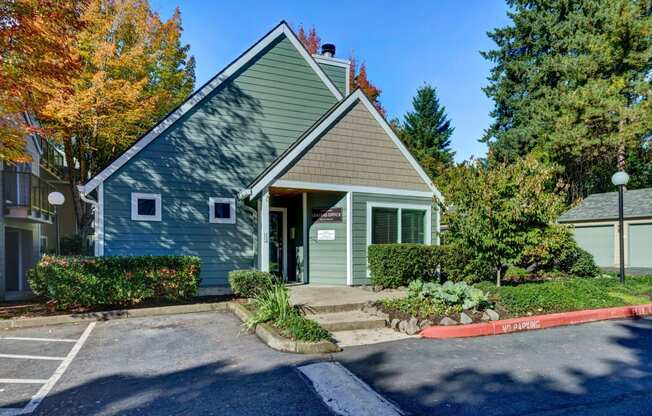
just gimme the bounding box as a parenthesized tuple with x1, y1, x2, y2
(307, 192, 347, 285)
(103, 35, 338, 286)
(318, 62, 347, 96)
(351, 192, 436, 285)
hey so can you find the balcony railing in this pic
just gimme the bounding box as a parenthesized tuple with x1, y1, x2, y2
(3, 171, 55, 218)
(39, 136, 65, 178)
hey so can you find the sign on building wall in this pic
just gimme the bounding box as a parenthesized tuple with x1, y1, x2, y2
(312, 208, 342, 223)
(317, 229, 336, 241)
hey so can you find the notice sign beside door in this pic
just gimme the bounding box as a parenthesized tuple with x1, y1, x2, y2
(317, 229, 336, 241)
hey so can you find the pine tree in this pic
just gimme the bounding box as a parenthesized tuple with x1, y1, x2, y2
(482, 0, 652, 201)
(400, 84, 455, 176)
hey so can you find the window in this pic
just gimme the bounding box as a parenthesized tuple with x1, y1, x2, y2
(209, 197, 236, 224)
(131, 193, 161, 221)
(368, 203, 430, 245)
(372, 208, 398, 244)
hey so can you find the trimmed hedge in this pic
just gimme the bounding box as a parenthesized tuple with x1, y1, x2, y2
(28, 255, 201, 309)
(368, 244, 450, 288)
(228, 269, 275, 298)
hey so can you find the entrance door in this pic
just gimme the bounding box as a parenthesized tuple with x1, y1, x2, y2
(269, 208, 288, 280)
(5, 230, 21, 291)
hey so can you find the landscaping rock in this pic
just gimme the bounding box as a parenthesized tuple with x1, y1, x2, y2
(405, 317, 420, 335)
(439, 317, 457, 326)
(419, 319, 433, 329)
(481, 312, 491, 321)
(460, 312, 473, 325)
(398, 320, 408, 333)
(485, 309, 500, 321)
(390, 318, 400, 330)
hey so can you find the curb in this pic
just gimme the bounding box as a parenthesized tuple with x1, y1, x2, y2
(420, 303, 652, 339)
(228, 302, 342, 354)
(0, 302, 229, 330)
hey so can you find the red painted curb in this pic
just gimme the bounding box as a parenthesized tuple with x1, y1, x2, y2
(420, 303, 652, 339)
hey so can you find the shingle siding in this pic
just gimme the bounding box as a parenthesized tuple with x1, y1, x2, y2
(102, 35, 338, 286)
(280, 101, 431, 192)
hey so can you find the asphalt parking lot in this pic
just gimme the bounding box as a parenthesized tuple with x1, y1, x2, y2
(2, 312, 652, 415)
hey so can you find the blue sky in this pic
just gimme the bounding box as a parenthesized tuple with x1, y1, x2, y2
(150, 1, 511, 162)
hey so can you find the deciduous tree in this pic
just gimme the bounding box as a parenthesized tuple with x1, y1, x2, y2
(41, 0, 195, 241)
(0, 0, 84, 162)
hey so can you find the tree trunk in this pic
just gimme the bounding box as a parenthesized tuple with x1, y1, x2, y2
(496, 267, 502, 287)
(63, 138, 93, 254)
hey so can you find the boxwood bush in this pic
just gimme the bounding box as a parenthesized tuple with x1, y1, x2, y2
(228, 269, 275, 298)
(368, 244, 451, 288)
(28, 255, 201, 310)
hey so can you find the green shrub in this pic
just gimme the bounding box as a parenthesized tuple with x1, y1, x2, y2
(567, 248, 601, 277)
(408, 279, 490, 310)
(245, 284, 331, 342)
(368, 244, 448, 288)
(228, 269, 275, 298)
(28, 255, 200, 309)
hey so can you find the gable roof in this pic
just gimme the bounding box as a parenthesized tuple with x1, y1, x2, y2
(558, 188, 652, 222)
(80, 21, 343, 194)
(246, 89, 444, 203)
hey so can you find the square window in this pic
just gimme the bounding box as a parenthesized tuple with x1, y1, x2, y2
(372, 207, 398, 244)
(209, 197, 236, 224)
(131, 193, 161, 221)
(138, 198, 156, 216)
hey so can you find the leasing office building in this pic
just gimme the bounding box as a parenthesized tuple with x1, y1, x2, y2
(79, 22, 442, 290)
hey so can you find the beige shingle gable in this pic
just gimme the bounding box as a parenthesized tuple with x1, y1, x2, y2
(280, 101, 431, 192)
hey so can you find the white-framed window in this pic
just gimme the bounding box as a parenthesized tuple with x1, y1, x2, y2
(366, 202, 431, 245)
(131, 192, 161, 221)
(209, 197, 236, 224)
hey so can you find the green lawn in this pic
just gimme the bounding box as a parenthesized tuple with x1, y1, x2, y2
(476, 275, 652, 317)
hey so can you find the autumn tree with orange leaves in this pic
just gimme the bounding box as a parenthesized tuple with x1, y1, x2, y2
(296, 24, 385, 115)
(0, 0, 84, 162)
(40, 0, 195, 240)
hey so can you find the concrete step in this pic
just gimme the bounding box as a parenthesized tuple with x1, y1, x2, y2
(298, 302, 367, 315)
(332, 328, 418, 347)
(309, 310, 387, 332)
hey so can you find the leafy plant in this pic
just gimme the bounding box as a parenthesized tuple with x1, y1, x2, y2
(368, 244, 450, 288)
(228, 269, 275, 298)
(28, 255, 201, 309)
(407, 279, 490, 311)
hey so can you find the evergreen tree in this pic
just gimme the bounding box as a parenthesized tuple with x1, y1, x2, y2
(482, 0, 652, 201)
(400, 84, 455, 176)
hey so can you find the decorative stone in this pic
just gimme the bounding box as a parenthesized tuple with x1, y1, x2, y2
(485, 309, 500, 321)
(481, 312, 491, 321)
(460, 312, 473, 325)
(390, 318, 400, 330)
(419, 320, 434, 329)
(398, 320, 408, 333)
(439, 317, 457, 326)
(405, 317, 420, 335)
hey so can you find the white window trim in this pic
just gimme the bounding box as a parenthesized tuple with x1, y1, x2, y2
(366, 202, 432, 276)
(131, 192, 161, 222)
(209, 197, 236, 224)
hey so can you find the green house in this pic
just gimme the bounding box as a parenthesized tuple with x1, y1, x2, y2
(558, 188, 652, 274)
(80, 22, 443, 292)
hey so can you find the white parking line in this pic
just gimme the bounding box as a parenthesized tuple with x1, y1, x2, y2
(0, 354, 65, 361)
(0, 322, 95, 416)
(0, 337, 77, 343)
(0, 380, 47, 385)
(298, 362, 405, 416)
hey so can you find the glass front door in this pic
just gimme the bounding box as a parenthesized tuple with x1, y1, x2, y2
(269, 210, 284, 279)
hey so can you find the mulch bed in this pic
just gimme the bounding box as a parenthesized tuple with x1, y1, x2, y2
(0, 295, 235, 320)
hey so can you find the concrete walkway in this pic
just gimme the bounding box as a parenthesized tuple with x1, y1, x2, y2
(289, 285, 405, 311)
